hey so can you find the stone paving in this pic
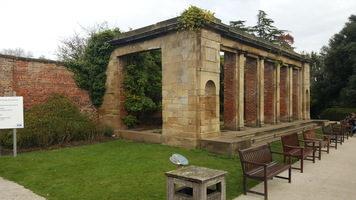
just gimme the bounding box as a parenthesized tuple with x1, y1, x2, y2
(234, 136, 356, 200)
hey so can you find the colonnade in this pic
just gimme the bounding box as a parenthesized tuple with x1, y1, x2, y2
(223, 50, 310, 131)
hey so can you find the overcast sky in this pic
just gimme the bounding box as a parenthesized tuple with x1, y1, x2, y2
(1, 0, 355, 59)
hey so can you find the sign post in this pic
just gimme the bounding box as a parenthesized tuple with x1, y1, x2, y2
(0, 93, 24, 157)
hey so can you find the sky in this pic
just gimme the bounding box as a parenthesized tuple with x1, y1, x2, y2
(1, 0, 356, 59)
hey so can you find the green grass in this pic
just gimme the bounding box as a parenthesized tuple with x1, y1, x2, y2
(0, 139, 259, 200)
(0, 138, 291, 200)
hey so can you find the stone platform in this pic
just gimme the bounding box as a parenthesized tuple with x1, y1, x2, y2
(200, 120, 328, 155)
(116, 120, 328, 156)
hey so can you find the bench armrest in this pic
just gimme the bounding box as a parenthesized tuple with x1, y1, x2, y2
(242, 160, 268, 167)
(298, 139, 316, 148)
(271, 151, 292, 164)
(284, 144, 304, 149)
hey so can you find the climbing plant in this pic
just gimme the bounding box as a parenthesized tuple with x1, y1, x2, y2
(177, 5, 215, 31)
(122, 50, 162, 127)
(63, 28, 121, 107)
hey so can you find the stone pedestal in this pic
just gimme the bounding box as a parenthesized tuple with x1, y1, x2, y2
(165, 165, 227, 200)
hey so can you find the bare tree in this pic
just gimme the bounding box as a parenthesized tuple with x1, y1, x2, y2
(55, 31, 86, 61)
(0, 48, 33, 58)
(55, 22, 113, 61)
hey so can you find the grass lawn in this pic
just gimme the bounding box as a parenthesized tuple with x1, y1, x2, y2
(0, 139, 286, 200)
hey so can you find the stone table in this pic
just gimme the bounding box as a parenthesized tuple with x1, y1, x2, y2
(165, 165, 228, 200)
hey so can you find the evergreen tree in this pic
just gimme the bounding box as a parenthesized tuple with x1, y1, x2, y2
(312, 14, 356, 110)
(229, 20, 253, 33)
(229, 10, 293, 49)
(253, 10, 286, 44)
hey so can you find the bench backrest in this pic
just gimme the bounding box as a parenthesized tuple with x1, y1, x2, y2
(322, 125, 333, 134)
(281, 132, 299, 153)
(238, 144, 272, 173)
(303, 129, 316, 140)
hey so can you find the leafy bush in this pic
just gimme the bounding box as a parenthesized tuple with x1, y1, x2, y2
(177, 5, 215, 31)
(63, 28, 121, 107)
(122, 50, 162, 126)
(0, 94, 103, 149)
(121, 115, 139, 128)
(319, 108, 356, 121)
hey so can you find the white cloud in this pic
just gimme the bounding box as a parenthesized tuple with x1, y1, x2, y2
(1, 0, 355, 58)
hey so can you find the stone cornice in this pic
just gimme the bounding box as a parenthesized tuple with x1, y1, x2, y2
(109, 17, 310, 62)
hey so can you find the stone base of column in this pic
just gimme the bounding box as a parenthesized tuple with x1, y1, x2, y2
(237, 126, 246, 131)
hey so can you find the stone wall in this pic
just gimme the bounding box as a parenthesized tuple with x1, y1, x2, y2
(0, 54, 96, 114)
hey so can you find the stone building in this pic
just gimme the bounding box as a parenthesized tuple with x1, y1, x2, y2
(98, 17, 311, 149)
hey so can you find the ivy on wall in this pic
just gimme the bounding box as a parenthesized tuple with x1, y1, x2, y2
(63, 29, 121, 107)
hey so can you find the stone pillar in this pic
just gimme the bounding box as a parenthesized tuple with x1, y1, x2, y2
(98, 55, 127, 130)
(237, 52, 245, 130)
(273, 62, 281, 124)
(292, 68, 299, 120)
(302, 62, 311, 120)
(287, 65, 293, 122)
(161, 30, 221, 148)
(257, 56, 265, 127)
(298, 68, 303, 120)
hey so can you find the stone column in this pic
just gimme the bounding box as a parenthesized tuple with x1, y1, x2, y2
(302, 62, 311, 120)
(287, 65, 293, 122)
(257, 56, 265, 127)
(237, 51, 245, 130)
(298, 68, 303, 120)
(273, 62, 281, 124)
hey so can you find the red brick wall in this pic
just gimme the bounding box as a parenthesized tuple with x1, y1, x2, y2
(264, 62, 274, 123)
(0, 55, 96, 114)
(223, 52, 236, 129)
(245, 57, 257, 126)
(0, 56, 14, 95)
(293, 68, 299, 120)
(280, 66, 287, 121)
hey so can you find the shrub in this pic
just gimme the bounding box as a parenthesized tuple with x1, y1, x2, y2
(0, 94, 103, 149)
(319, 108, 356, 121)
(121, 115, 139, 128)
(123, 50, 162, 126)
(177, 5, 215, 31)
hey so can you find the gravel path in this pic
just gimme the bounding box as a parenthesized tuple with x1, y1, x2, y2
(0, 177, 45, 200)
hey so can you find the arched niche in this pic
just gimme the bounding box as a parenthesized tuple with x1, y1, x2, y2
(204, 80, 217, 118)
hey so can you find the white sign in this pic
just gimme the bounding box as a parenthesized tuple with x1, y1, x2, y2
(0, 97, 24, 129)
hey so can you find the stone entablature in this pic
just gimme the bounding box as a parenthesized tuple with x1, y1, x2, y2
(100, 17, 310, 148)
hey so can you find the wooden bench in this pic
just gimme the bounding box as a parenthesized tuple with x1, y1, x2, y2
(238, 144, 291, 200)
(281, 132, 316, 173)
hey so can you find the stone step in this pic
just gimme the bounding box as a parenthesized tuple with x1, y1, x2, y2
(200, 120, 326, 156)
(249, 123, 318, 144)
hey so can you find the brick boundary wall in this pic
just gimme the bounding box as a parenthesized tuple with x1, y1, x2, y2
(223, 52, 235, 128)
(280, 66, 287, 121)
(264, 61, 274, 123)
(0, 54, 96, 115)
(245, 57, 257, 126)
